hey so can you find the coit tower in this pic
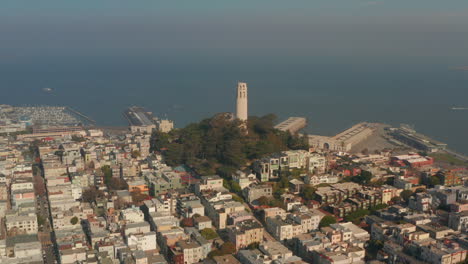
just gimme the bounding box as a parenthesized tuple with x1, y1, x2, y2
(236, 82, 248, 122)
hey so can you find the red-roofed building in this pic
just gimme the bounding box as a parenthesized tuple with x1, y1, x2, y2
(391, 154, 434, 168)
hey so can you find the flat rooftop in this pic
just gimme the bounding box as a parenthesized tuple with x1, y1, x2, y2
(274, 117, 307, 132)
(332, 122, 374, 141)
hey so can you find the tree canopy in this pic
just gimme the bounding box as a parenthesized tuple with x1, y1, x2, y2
(350, 170, 373, 185)
(208, 241, 237, 258)
(300, 185, 316, 200)
(70, 216, 79, 225)
(200, 228, 218, 240)
(344, 209, 370, 224)
(150, 114, 309, 173)
(400, 190, 414, 203)
(82, 187, 104, 203)
(319, 215, 337, 228)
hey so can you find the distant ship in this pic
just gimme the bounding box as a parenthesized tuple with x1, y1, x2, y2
(451, 107, 468, 110)
(42, 87, 53, 93)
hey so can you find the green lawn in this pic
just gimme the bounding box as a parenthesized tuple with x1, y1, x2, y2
(429, 153, 468, 166)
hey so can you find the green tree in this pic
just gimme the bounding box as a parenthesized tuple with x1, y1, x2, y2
(131, 150, 141, 159)
(351, 170, 372, 185)
(208, 241, 237, 258)
(269, 199, 285, 208)
(82, 187, 104, 203)
(101, 165, 113, 186)
(164, 142, 184, 166)
(217, 166, 236, 179)
(232, 195, 244, 203)
(71, 135, 86, 142)
(366, 240, 384, 259)
(219, 242, 236, 254)
(200, 228, 219, 240)
(230, 181, 242, 194)
(247, 242, 260, 250)
(400, 190, 414, 203)
(344, 209, 370, 224)
(108, 178, 128, 191)
(150, 130, 171, 152)
(223, 179, 232, 190)
(287, 133, 309, 150)
(300, 185, 316, 200)
(251, 114, 277, 137)
(430, 176, 440, 186)
(278, 175, 290, 189)
(370, 204, 388, 213)
(319, 215, 337, 228)
(131, 190, 150, 205)
(257, 196, 270, 206)
(37, 214, 46, 226)
(54, 150, 64, 158)
(273, 187, 285, 199)
(221, 139, 245, 167)
(70, 216, 79, 225)
(149, 113, 307, 176)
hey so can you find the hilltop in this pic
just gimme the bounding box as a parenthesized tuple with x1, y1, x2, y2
(150, 113, 309, 176)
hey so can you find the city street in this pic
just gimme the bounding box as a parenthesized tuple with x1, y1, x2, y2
(33, 165, 57, 264)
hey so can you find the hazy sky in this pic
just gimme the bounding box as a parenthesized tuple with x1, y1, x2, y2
(1, 0, 468, 65)
(2, 1, 468, 155)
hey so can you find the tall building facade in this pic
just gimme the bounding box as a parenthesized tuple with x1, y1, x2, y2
(236, 82, 248, 122)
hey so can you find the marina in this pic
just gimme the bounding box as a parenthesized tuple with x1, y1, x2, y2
(1, 105, 96, 128)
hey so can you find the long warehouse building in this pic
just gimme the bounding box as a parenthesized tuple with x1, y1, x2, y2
(308, 122, 376, 152)
(274, 117, 307, 134)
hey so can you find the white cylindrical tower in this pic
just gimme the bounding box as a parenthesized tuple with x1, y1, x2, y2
(236, 82, 248, 122)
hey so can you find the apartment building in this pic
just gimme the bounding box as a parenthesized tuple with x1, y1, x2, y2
(227, 220, 264, 250)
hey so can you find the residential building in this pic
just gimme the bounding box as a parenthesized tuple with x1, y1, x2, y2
(408, 193, 432, 212)
(448, 211, 468, 232)
(195, 175, 225, 195)
(243, 184, 273, 203)
(227, 220, 264, 250)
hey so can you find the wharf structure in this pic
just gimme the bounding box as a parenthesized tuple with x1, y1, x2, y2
(388, 124, 447, 153)
(274, 117, 307, 134)
(308, 122, 376, 152)
(123, 106, 174, 134)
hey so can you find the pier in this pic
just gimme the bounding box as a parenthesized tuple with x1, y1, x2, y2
(65, 107, 96, 126)
(274, 117, 307, 134)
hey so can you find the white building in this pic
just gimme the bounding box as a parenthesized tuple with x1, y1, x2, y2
(232, 170, 257, 189)
(409, 193, 432, 212)
(448, 211, 468, 232)
(125, 222, 151, 236)
(121, 207, 145, 223)
(195, 175, 225, 194)
(236, 82, 248, 122)
(157, 119, 174, 133)
(126, 232, 157, 251)
(5, 213, 38, 235)
(305, 174, 339, 186)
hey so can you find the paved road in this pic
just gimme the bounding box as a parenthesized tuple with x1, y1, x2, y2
(33, 165, 57, 264)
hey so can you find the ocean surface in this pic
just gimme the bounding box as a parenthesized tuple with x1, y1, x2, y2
(2, 57, 468, 154)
